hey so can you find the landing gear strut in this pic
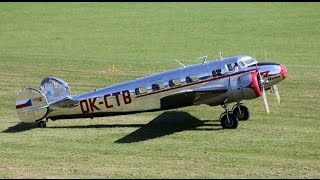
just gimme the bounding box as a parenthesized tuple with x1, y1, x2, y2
(219, 98, 238, 129)
(232, 102, 250, 121)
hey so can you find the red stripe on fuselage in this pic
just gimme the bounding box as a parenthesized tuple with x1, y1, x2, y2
(135, 68, 258, 98)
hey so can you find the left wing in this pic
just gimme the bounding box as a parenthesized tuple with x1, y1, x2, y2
(160, 84, 227, 109)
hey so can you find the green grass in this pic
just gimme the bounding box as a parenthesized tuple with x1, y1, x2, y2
(0, 2, 319, 178)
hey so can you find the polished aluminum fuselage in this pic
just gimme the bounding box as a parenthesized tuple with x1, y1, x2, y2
(47, 55, 285, 120)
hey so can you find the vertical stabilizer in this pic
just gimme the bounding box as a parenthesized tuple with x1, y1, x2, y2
(16, 87, 49, 123)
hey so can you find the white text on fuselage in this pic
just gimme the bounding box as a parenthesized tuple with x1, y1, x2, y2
(80, 90, 132, 113)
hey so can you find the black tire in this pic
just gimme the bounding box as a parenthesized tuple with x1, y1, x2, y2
(220, 113, 238, 129)
(233, 105, 250, 121)
(37, 121, 46, 128)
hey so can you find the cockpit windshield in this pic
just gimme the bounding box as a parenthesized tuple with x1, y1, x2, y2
(238, 57, 257, 67)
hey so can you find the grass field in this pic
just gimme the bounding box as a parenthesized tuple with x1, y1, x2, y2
(0, 2, 320, 178)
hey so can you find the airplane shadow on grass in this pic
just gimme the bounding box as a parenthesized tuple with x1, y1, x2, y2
(2, 111, 223, 143)
(2, 122, 38, 133)
(114, 111, 222, 143)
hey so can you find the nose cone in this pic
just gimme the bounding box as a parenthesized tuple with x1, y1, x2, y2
(280, 64, 288, 79)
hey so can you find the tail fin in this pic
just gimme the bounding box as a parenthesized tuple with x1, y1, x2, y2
(16, 76, 72, 123)
(16, 87, 49, 123)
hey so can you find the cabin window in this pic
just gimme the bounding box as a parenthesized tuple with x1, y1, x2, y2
(191, 75, 198, 81)
(226, 63, 239, 71)
(169, 80, 174, 87)
(213, 69, 223, 76)
(158, 82, 164, 89)
(152, 84, 160, 91)
(151, 82, 164, 91)
(186, 75, 198, 83)
(135, 88, 139, 95)
(226, 64, 233, 71)
(186, 76, 192, 83)
(169, 79, 181, 87)
(135, 86, 148, 95)
(212, 70, 217, 77)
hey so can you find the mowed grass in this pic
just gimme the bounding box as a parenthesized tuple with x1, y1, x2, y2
(0, 2, 319, 178)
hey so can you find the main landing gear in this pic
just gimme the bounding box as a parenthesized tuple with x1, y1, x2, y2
(232, 102, 250, 121)
(219, 99, 250, 129)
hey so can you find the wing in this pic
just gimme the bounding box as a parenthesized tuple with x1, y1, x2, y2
(160, 84, 227, 109)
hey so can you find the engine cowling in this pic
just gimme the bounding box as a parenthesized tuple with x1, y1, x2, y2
(227, 72, 262, 102)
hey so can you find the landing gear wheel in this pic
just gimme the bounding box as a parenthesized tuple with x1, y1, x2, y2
(37, 121, 46, 128)
(220, 113, 238, 129)
(233, 105, 250, 121)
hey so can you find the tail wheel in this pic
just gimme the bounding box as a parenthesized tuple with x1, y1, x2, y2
(233, 105, 250, 121)
(220, 113, 238, 129)
(37, 121, 46, 128)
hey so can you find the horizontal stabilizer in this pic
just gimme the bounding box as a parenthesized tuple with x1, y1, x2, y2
(49, 96, 78, 108)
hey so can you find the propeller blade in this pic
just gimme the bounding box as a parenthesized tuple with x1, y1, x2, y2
(262, 86, 270, 114)
(256, 62, 270, 113)
(272, 85, 280, 105)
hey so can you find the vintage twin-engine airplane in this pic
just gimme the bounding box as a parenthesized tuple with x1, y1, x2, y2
(15, 55, 287, 129)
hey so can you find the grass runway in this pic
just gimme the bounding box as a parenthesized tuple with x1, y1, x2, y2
(0, 2, 319, 178)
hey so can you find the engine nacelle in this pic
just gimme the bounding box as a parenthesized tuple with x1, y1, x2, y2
(227, 72, 262, 102)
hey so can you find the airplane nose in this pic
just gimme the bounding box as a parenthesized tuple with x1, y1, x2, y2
(280, 64, 287, 79)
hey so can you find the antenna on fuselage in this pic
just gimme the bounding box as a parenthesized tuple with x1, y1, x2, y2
(198, 55, 208, 63)
(219, 52, 223, 60)
(175, 59, 186, 68)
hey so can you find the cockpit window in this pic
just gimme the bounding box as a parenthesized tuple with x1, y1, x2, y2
(238, 57, 257, 67)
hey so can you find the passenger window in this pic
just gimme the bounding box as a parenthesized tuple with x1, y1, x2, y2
(158, 82, 164, 89)
(190, 75, 198, 81)
(152, 83, 161, 91)
(212, 70, 217, 77)
(227, 64, 233, 71)
(135, 88, 140, 95)
(234, 63, 239, 70)
(169, 79, 181, 87)
(226, 63, 239, 71)
(186, 75, 198, 83)
(135, 87, 147, 95)
(216, 69, 222, 75)
(168, 80, 174, 87)
(186, 76, 192, 83)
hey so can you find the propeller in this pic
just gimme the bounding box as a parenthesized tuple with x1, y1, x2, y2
(262, 85, 270, 114)
(271, 85, 280, 105)
(255, 52, 282, 113)
(256, 65, 281, 114)
(256, 63, 270, 113)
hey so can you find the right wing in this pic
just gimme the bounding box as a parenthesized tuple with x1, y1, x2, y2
(160, 84, 227, 109)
